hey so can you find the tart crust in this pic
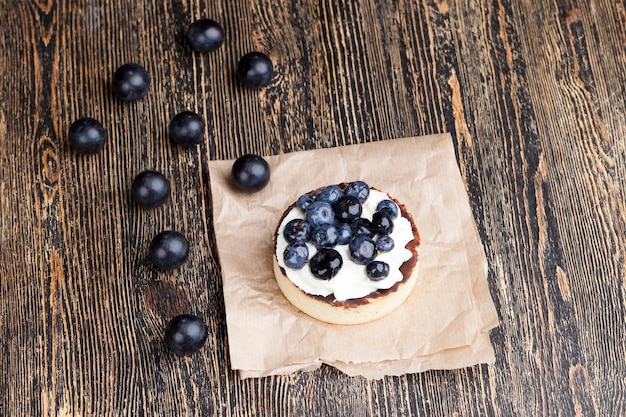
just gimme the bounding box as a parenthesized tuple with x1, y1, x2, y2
(273, 186, 420, 325)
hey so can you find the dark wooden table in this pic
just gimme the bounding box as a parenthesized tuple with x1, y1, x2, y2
(1, 0, 625, 415)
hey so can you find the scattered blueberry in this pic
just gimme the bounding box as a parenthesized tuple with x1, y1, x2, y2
(231, 154, 271, 192)
(371, 211, 394, 235)
(69, 117, 107, 153)
(169, 111, 204, 146)
(283, 241, 309, 269)
(335, 222, 353, 245)
(349, 235, 377, 265)
(343, 181, 369, 202)
(112, 63, 150, 101)
(333, 195, 362, 223)
(375, 235, 395, 252)
(131, 170, 170, 208)
(351, 218, 375, 238)
(305, 201, 334, 226)
(297, 194, 315, 210)
(236, 52, 274, 88)
(366, 261, 390, 281)
(377, 199, 399, 219)
(164, 314, 208, 356)
(283, 218, 312, 243)
(186, 19, 225, 53)
(309, 248, 343, 280)
(316, 185, 343, 204)
(310, 223, 339, 249)
(149, 231, 190, 270)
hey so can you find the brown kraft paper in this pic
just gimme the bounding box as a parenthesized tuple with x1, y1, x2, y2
(207, 134, 499, 379)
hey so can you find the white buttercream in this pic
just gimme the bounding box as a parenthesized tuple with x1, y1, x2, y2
(276, 189, 414, 301)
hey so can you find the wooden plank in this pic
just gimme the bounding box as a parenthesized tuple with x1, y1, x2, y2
(0, 0, 624, 415)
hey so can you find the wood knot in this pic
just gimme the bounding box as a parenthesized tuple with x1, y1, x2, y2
(569, 364, 597, 415)
(563, 4, 581, 26)
(434, 0, 449, 15)
(38, 135, 60, 204)
(33, 0, 54, 14)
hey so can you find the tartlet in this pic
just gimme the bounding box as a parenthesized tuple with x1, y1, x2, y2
(273, 181, 420, 325)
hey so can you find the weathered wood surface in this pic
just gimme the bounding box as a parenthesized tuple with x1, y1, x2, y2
(1, 0, 625, 415)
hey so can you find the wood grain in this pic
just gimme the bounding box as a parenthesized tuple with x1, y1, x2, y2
(1, 0, 625, 415)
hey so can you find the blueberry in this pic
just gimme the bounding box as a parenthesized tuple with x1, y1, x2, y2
(164, 314, 208, 356)
(309, 248, 343, 280)
(169, 111, 204, 146)
(343, 181, 370, 202)
(131, 170, 170, 208)
(283, 240, 309, 269)
(297, 194, 315, 210)
(316, 185, 343, 204)
(149, 231, 190, 270)
(335, 222, 353, 245)
(305, 201, 334, 226)
(377, 199, 399, 219)
(333, 195, 362, 223)
(69, 117, 107, 153)
(375, 235, 395, 252)
(310, 224, 339, 249)
(236, 52, 274, 88)
(186, 19, 224, 52)
(283, 219, 312, 243)
(231, 154, 270, 192)
(112, 63, 150, 101)
(351, 218, 374, 238)
(371, 211, 394, 235)
(366, 261, 390, 281)
(349, 235, 377, 265)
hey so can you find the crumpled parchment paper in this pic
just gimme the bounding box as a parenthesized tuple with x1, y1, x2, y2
(207, 134, 499, 379)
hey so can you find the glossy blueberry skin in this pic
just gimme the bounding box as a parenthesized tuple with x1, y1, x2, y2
(283, 218, 312, 243)
(231, 154, 271, 192)
(236, 52, 274, 88)
(112, 63, 150, 101)
(310, 223, 339, 249)
(297, 194, 315, 210)
(305, 201, 335, 226)
(149, 231, 190, 270)
(283, 240, 309, 269)
(335, 222, 353, 245)
(164, 314, 208, 356)
(333, 195, 362, 223)
(187, 19, 224, 52)
(371, 211, 394, 235)
(376, 199, 399, 219)
(69, 117, 107, 153)
(349, 235, 377, 265)
(351, 218, 375, 238)
(316, 185, 343, 204)
(169, 111, 204, 145)
(309, 248, 343, 280)
(366, 261, 390, 281)
(343, 181, 370, 202)
(132, 170, 170, 208)
(375, 235, 395, 252)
